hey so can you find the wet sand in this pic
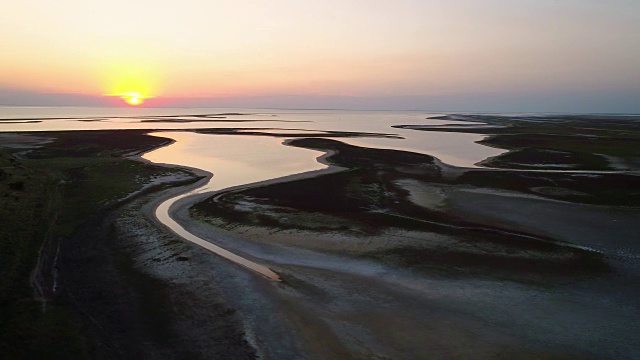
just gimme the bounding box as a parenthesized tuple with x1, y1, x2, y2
(133, 134, 346, 282)
(4, 125, 637, 359)
(184, 137, 639, 359)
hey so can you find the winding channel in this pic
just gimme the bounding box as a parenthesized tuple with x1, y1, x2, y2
(141, 130, 639, 282)
(142, 132, 335, 281)
(155, 186, 282, 281)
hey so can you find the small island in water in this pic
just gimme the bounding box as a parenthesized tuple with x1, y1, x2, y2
(1, 111, 639, 359)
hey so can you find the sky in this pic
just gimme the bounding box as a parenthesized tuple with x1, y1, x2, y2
(1, 0, 639, 112)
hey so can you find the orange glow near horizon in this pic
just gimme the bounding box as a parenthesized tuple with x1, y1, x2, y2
(2, 1, 639, 112)
(114, 92, 152, 106)
(124, 93, 142, 106)
(100, 58, 161, 106)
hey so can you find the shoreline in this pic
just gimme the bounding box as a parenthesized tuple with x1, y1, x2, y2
(2, 126, 638, 359)
(131, 135, 347, 282)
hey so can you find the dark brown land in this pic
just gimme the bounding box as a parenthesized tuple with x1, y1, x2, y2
(193, 138, 627, 283)
(0, 130, 255, 359)
(394, 114, 640, 171)
(2, 114, 639, 359)
(189, 135, 640, 359)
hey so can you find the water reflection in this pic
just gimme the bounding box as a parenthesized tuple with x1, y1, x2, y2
(143, 131, 330, 280)
(142, 132, 327, 192)
(0, 107, 505, 168)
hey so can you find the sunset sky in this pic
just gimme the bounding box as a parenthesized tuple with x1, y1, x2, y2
(1, 0, 639, 112)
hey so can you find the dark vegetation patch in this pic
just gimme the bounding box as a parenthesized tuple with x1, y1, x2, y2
(0, 120, 43, 123)
(194, 138, 613, 282)
(289, 138, 436, 168)
(192, 172, 388, 235)
(424, 114, 640, 133)
(0, 149, 89, 359)
(443, 170, 640, 207)
(240, 171, 384, 213)
(480, 133, 640, 157)
(8, 180, 25, 190)
(194, 139, 440, 234)
(365, 245, 608, 283)
(289, 138, 640, 206)
(477, 134, 640, 170)
(0, 131, 203, 359)
(395, 114, 640, 171)
(26, 129, 173, 158)
(55, 213, 255, 359)
(479, 147, 609, 170)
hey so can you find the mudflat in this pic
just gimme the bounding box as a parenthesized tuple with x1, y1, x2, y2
(2, 113, 639, 359)
(190, 136, 639, 359)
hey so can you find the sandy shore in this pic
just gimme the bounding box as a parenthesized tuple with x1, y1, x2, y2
(3, 118, 637, 358)
(133, 138, 346, 280)
(24, 129, 633, 359)
(178, 137, 640, 359)
(123, 134, 346, 281)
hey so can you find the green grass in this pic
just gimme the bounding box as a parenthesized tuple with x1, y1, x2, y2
(0, 131, 195, 359)
(0, 149, 89, 359)
(26, 156, 188, 237)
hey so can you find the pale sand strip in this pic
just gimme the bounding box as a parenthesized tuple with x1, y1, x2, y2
(132, 137, 345, 281)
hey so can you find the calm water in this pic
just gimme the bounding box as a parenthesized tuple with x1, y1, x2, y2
(144, 131, 338, 280)
(0, 106, 503, 167)
(143, 131, 329, 192)
(1, 106, 507, 278)
(1, 106, 507, 275)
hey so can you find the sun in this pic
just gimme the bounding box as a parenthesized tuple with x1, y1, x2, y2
(127, 96, 141, 106)
(121, 93, 144, 106)
(106, 91, 154, 106)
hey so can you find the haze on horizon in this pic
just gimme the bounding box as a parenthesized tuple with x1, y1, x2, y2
(1, 0, 639, 113)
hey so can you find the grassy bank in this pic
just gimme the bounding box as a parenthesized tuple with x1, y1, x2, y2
(0, 149, 87, 358)
(0, 131, 196, 359)
(395, 114, 640, 170)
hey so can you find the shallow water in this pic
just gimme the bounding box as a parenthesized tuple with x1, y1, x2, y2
(142, 131, 328, 192)
(4, 106, 638, 358)
(155, 190, 282, 280)
(1, 106, 504, 280)
(143, 131, 332, 280)
(0, 106, 503, 167)
(1, 106, 507, 281)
